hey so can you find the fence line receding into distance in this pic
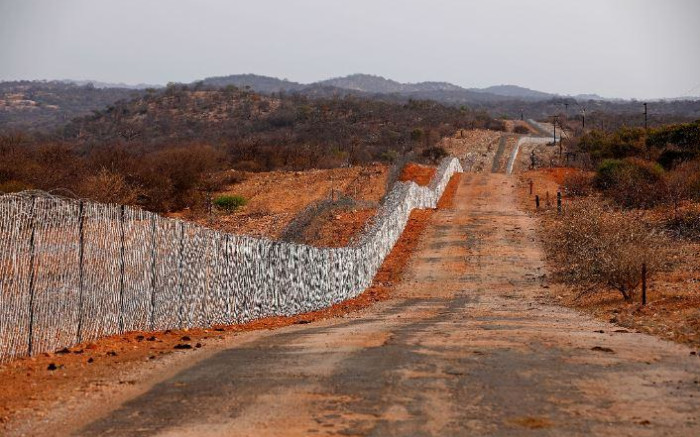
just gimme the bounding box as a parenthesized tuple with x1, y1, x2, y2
(0, 157, 462, 362)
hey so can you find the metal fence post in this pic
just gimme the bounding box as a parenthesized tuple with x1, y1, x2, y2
(76, 201, 86, 343)
(26, 196, 37, 356)
(224, 234, 231, 322)
(177, 222, 185, 329)
(118, 205, 126, 333)
(150, 214, 157, 330)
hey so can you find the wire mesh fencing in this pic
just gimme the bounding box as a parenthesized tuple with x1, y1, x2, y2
(0, 158, 462, 362)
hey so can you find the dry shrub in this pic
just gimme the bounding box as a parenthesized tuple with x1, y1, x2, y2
(562, 170, 594, 197)
(485, 119, 507, 131)
(234, 160, 264, 172)
(0, 180, 33, 193)
(664, 204, 700, 241)
(544, 197, 671, 301)
(80, 168, 141, 205)
(135, 145, 224, 211)
(513, 125, 530, 134)
(217, 170, 246, 186)
(664, 160, 700, 208)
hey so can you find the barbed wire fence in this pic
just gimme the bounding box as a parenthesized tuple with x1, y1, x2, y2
(0, 158, 462, 362)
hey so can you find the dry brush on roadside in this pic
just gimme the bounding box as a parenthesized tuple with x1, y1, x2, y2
(541, 197, 674, 302)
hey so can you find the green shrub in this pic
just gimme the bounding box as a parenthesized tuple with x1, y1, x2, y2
(380, 149, 400, 163)
(594, 159, 626, 191)
(647, 120, 700, 152)
(214, 194, 247, 212)
(422, 146, 448, 163)
(594, 158, 665, 208)
(580, 127, 646, 161)
(410, 128, 424, 142)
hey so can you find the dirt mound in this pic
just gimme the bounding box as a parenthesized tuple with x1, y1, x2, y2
(399, 163, 436, 186)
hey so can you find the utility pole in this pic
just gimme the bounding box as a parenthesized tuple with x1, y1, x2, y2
(551, 115, 559, 145)
(581, 108, 585, 130)
(643, 102, 648, 130)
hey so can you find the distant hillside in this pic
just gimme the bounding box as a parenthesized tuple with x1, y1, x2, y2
(473, 84, 554, 100)
(63, 84, 499, 149)
(0, 81, 144, 132)
(63, 86, 279, 143)
(198, 74, 305, 93)
(61, 79, 160, 90)
(5, 74, 696, 134)
(316, 74, 465, 94)
(195, 75, 611, 103)
(195, 73, 548, 105)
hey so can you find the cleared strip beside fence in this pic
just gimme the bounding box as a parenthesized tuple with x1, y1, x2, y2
(0, 158, 462, 362)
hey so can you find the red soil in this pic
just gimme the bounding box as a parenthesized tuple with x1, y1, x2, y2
(399, 163, 436, 186)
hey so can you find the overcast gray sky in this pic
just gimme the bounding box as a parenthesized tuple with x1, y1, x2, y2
(1, 0, 699, 99)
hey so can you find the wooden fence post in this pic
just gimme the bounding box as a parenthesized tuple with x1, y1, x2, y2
(642, 263, 647, 305)
(557, 191, 562, 213)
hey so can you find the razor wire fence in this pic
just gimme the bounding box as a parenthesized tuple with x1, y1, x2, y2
(0, 157, 463, 362)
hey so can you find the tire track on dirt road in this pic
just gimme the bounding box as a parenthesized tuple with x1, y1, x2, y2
(24, 173, 700, 436)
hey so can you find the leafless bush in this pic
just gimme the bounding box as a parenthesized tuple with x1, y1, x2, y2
(79, 168, 141, 205)
(544, 197, 671, 301)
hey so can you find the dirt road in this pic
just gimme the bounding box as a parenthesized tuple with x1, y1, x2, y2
(25, 173, 700, 436)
